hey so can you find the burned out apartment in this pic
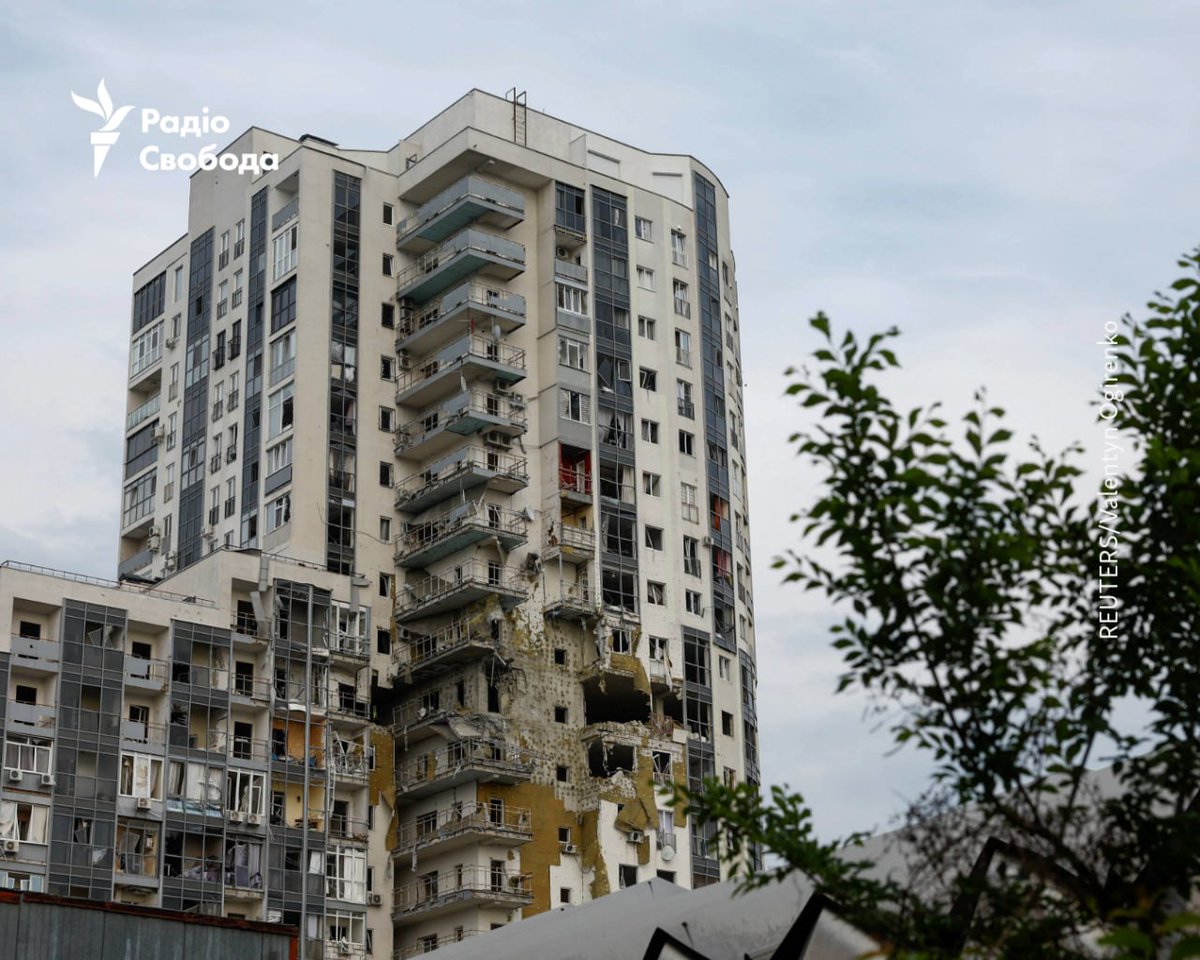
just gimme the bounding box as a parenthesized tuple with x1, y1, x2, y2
(1, 89, 759, 959)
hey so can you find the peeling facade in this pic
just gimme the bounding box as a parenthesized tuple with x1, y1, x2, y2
(94, 88, 758, 959)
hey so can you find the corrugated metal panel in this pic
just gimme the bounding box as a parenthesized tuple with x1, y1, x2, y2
(0, 900, 18, 957)
(101, 915, 183, 960)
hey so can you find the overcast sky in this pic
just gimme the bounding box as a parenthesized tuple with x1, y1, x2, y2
(2, 0, 1199, 839)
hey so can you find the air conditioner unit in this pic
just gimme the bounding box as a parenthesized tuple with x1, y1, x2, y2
(247, 814, 262, 826)
(494, 379, 512, 395)
(6, 769, 20, 782)
(627, 830, 645, 844)
(136, 797, 153, 811)
(229, 810, 245, 823)
(165, 336, 178, 349)
(561, 843, 579, 856)
(397, 352, 412, 371)
(507, 393, 526, 408)
(2, 840, 18, 855)
(152, 424, 165, 441)
(40, 773, 54, 786)
(149, 524, 162, 538)
(148, 534, 162, 552)
(203, 526, 216, 541)
(700, 536, 714, 548)
(556, 246, 569, 259)
(368, 893, 383, 906)
(483, 432, 512, 450)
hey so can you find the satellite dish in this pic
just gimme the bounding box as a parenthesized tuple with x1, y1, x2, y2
(661, 845, 675, 862)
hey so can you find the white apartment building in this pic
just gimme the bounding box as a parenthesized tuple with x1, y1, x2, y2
(26, 88, 761, 959)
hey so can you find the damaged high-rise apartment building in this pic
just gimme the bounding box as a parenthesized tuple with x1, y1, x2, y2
(0, 89, 759, 959)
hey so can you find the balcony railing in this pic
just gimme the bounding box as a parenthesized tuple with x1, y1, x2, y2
(392, 619, 499, 681)
(394, 445, 528, 514)
(543, 581, 595, 620)
(120, 719, 167, 746)
(393, 863, 532, 918)
(395, 229, 526, 303)
(395, 335, 526, 406)
(329, 749, 371, 781)
(392, 688, 481, 732)
(395, 739, 533, 797)
(677, 398, 695, 419)
(229, 735, 273, 763)
(328, 632, 370, 659)
(271, 197, 299, 232)
(395, 560, 528, 622)
(126, 393, 161, 432)
(395, 282, 526, 352)
(394, 391, 527, 456)
(396, 175, 524, 250)
(394, 931, 483, 960)
(393, 804, 532, 856)
(394, 504, 528, 568)
(9, 634, 60, 669)
(559, 467, 591, 497)
(326, 815, 371, 843)
(123, 656, 169, 690)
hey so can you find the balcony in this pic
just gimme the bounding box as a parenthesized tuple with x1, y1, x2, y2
(395, 739, 533, 801)
(326, 815, 371, 845)
(6, 700, 56, 730)
(394, 504, 528, 569)
(559, 466, 592, 502)
(120, 719, 166, 748)
(395, 228, 525, 304)
(395, 931, 484, 960)
(328, 691, 370, 727)
(392, 620, 500, 685)
(392, 804, 532, 859)
(123, 656, 169, 692)
(329, 747, 371, 783)
(396, 281, 526, 356)
(394, 445, 527, 515)
(396, 175, 524, 252)
(553, 259, 588, 284)
(393, 390, 527, 459)
(230, 674, 272, 705)
(648, 659, 677, 693)
(393, 864, 532, 924)
(327, 632, 370, 662)
(395, 335, 526, 408)
(228, 735, 273, 764)
(543, 582, 596, 622)
(544, 522, 594, 566)
(9, 634, 60, 674)
(395, 560, 528, 623)
(392, 688, 485, 742)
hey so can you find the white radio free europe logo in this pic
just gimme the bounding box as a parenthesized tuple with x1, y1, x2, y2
(70, 78, 134, 177)
(70, 80, 278, 177)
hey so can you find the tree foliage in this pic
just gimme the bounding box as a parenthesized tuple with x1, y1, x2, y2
(676, 250, 1200, 957)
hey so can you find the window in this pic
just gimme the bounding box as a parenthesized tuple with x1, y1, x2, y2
(681, 482, 700, 522)
(379, 517, 391, 541)
(232, 269, 244, 307)
(269, 330, 296, 385)
(379, 462, 393, 487)
(671, 230, 688, 267)
(379, 406, 395, 431)
(640, 419, 659, 444)
(382, 254, 393, 277)
(382, 203, 394, 225)
(560, 389, 590, 424)
(683, 536, 701, 576)
(644, 526, 663, 550)
(675, 329, 692, 367)
(649, 636, 668, 662)
(216, 279, 229, 318)
(0, 801, 48, 845)
(265, 438, 292, 475)
(554, 706, 568, 724)
(560, 887, 572, 904)
(379, 573, 392, 598)
(381, 302, 395, 328)
(637, 266, 655, 290)
(553, 648, 566, 665)
(234, 218, 245, 256)
(558, 337, 587, 371)
(599, 407, 632, 448)
(686, 590, 704, 615)
(642, 472, 661, 496)
(225, 768, 264, 814)
(267, 494, 291, 532)
(677, 380, 694, 418)
(610, 628, 631, 654)
(638, 316, 656, 340)
(380, 356, 395, 381)
(722, 711, 735, 736)
(3, 737, 51, 775)
(272, 225, 298, 279)
(556, 283, 587, 316)
(635, 217, 653, 241)
(173, 264, 185, 302)
(673, 280, 690, 317)
(163, 463, 175, 503)
(639, 368, 657, 391)
(679, 431, 695, 456)
(122, 473, 156, 528)
(267, 384, 294, 438)
(326, 846, 368, 903)
(556, 765, 569, 782)
(719, 655, 731, 680)
(647, 581, 666, 605)
(619, 865, 638, 889)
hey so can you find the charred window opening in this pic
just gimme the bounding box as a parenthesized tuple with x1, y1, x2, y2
(587, 740, 635, 778)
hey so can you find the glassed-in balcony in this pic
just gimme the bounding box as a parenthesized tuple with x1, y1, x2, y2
(396, 282, 525, 356)
(395, 229, 525, 304)
(394, 504, 528, 569)
(392, 804, 532, 859)
(395, 334, 526, 408)
(396, 176, 524, 252)
(393, 390, 527, 460)
(394, 739, 533, 801)
(391, 619, 500, 686)
(394, 445, 527, 515)
(396, 561, 527, 623)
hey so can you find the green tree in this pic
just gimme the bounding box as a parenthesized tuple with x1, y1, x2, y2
(677, 250, 1200, 958)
